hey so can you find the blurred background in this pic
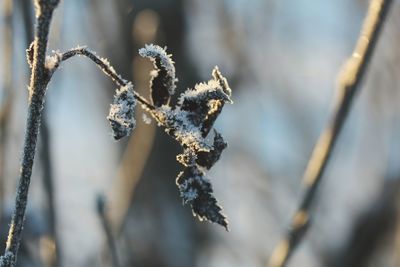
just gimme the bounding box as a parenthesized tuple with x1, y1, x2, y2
(1, 0, 400, 266)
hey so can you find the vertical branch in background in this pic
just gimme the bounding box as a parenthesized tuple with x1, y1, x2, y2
(90, 0, 158, 233)
(19, 0, 60, 266)
(39, 121, 59, 265)
(268, 0, 393, 267)
(0, 0, 14, 222)
(1, 0, 60, 266)
(96, 194, 121, 267)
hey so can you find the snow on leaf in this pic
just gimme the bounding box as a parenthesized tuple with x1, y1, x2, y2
(178, 75, 232, 137)
(151, 106, 212, 151)
(139, 44, 177, 107)
(107, 83, 136, 140)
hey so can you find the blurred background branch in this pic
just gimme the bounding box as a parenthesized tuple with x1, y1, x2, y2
(268, 1, 393, 266)
(0, 0, 14, 224)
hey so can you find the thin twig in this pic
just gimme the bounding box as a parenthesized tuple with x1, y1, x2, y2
(267, 1, 393, 266)
(52, 47, 155, 111)
(1, 1, 60, 266)
(96, 194, 121, 267)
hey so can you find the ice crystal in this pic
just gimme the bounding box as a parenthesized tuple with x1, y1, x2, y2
(45, 51, 61, 71)
(107, 83, 136, 140)
(26, 42, 34, 68)
(142, 113, 152, 124)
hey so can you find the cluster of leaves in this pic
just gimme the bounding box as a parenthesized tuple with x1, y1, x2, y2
(108, 44, 232, 229)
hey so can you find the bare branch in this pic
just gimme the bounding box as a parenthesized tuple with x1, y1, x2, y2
(268, 1, 393, 266)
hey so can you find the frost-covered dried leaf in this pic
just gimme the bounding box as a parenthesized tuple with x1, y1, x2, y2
(178, 76, 231, 137)
(107, 83, 136, 140)
(179, 80, 231, 116)
(139, 44, 177, 107)
(142, 60, 232, 229)
(176, 165, 228, 230)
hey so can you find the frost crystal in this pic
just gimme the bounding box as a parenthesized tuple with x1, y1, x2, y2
(139, 44, 177, 107)
(26, 42, 35, 68)
(107, 83, 136, 140)
(142, 113, 152, 124)
(45, 51, 61, 72)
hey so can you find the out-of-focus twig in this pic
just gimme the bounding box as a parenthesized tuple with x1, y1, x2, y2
(268, 1, 393, 266)
(39, 118, 59, 266)
(96, 194, 121, 267)
(107, 112, 156, 233)
(0, 0, 14, 223)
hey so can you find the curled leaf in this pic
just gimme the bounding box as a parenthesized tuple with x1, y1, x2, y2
(107, 83, 136, 140)
(139, 44, 177, 107)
